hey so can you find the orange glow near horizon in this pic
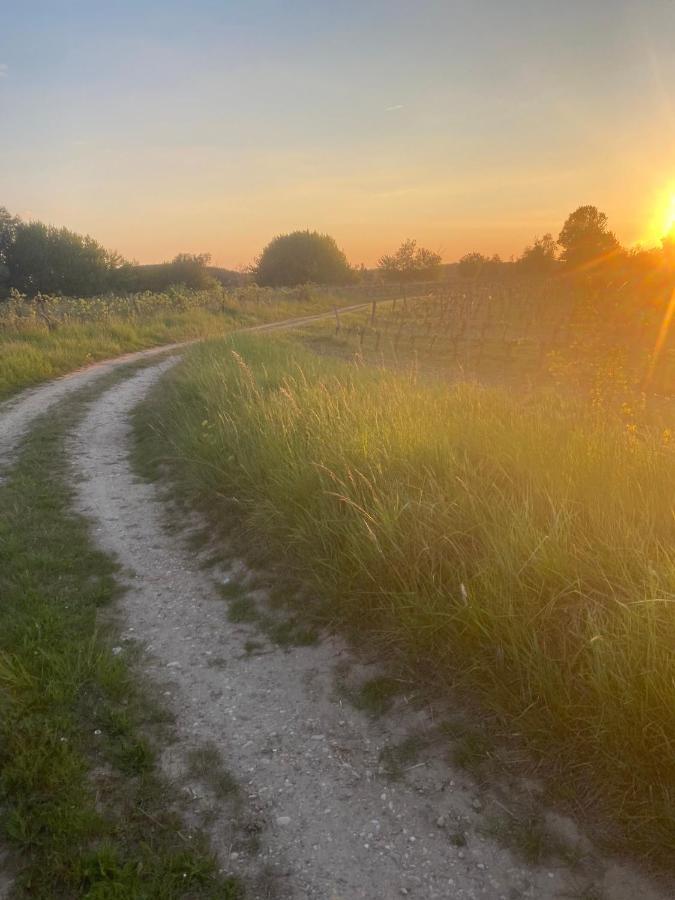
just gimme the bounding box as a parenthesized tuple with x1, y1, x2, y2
(642, 187, 675, 248)
(4, 4, 675, 269)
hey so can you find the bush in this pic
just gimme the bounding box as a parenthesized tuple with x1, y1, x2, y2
(254, 230, 354, 287)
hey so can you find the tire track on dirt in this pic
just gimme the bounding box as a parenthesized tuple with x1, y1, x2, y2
(65, 359, 670, 900)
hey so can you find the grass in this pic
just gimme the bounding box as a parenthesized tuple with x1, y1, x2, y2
(378, 736, 425, 781)
(224, 587, 319, 647)
(483, 812, 578, 866)
(441, 722, 495, 776)
(0, 288, 241, 400)
(350, 677, 403, 718)
(0, 386, 242, 897)
(186, 744, 240, 801)
(227, 595, 259, 623)
(0, 282, 392, 401)
(134, 333, 675, 865)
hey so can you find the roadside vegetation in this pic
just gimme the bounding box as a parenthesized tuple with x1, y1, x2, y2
(0, 287, 237, 399)
(136, 333, 675, 865)
(0, 283, 392, 400)
(0, 378, 241, 897)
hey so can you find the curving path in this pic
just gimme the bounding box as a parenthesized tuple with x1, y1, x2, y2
(1, 305, 672, 899)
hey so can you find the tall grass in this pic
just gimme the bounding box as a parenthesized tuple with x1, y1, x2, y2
(0, 289, 240, 399)
(0, 282, 370, 400)
(138, 334, 675, 861)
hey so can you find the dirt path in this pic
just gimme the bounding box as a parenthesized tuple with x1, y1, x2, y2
(64, 359, 670, 900)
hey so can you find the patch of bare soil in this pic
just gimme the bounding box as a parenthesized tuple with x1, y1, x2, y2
(63, 359, 674, 900)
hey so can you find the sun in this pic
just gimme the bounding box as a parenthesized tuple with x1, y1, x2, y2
(644, 187, 675, 246)
(661, 193, 675, 238)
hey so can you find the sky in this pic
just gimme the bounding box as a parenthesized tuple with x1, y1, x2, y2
(1, 0, 675, 268)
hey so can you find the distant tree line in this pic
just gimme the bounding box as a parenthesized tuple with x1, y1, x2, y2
(455, 205, 675, 283)
(0, 207, 239, 298)
(131, 254, 240, 292)
(3, 203, 674, 300)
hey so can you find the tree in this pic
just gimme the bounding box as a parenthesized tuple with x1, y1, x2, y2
(557, 205, 620, 270)
(457, 252, 487, 278)
(0, 206, 20, 296)
(377, 238, 442, 282)
(255, 230, 354, 286)
(167, 253, 216, 289)
(5, 219, 125, 296)
(517, 233, 558, 275)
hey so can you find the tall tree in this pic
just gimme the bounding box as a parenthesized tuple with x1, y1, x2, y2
(557, 206, 620, 269)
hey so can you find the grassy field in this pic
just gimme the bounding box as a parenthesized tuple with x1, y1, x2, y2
(0, 283, 396, 400)
(0, 370, 241, 898)
(136, 333, 675, 864)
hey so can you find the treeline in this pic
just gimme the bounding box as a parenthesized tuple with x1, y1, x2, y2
(0, 208, 240, 299)
(131, 255, 240, 292)
(2, 204, 674, 299)
(455, 205, 675, 287)
(250, 208, 675, 289)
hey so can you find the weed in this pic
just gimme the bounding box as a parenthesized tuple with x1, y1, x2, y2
(450, 728, 495, 775)
(207, 655, 229, 669)
(449, 828, 468, 848)
(378, 736, 425, 780)
(187, 744, 239, 800)
(262, 616, 319, 647)
(227, 594, 259, 623)
(351, 676, 402, 717)
(483, 813, 577, 866)
(219, 579, 245, 599)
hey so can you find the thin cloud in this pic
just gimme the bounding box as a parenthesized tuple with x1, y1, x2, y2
(0, 63, 8, 77)
(385, 104, 404, 111)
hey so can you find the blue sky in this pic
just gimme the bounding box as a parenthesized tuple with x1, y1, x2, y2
(1, 1, 674, 266)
